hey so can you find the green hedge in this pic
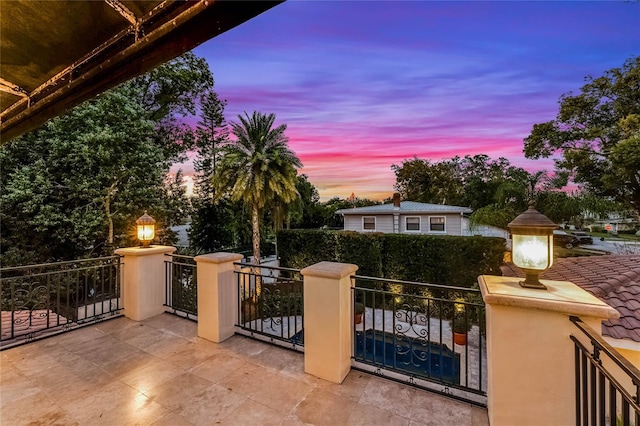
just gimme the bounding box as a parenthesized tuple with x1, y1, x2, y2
(277, 229, 504, 288)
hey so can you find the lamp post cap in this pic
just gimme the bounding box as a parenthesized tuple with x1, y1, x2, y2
(136, 211, 156, 225)
(508, 204, 556, 231)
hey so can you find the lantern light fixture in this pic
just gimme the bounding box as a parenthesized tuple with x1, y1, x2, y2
(507, 203, 556, 290)
(136, 210, 156, 248)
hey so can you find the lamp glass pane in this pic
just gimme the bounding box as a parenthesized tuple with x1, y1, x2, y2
(512, 234, 550, 270)
(137, 224, 154, 241)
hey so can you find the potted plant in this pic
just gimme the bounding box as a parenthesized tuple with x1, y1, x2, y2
(354, 302, 365, 324)
(452, 309, 472, 345)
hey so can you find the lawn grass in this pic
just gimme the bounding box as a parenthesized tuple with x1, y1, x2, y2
(554, 246, 609, 258)
(589, 232, 640, 242)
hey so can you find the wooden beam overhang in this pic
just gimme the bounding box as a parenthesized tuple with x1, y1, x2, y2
(0, 78, 28, 99)
(0, 0, 282, 143)
(105, 0, 138, 27)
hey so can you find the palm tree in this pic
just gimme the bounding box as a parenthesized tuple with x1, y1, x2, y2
(213, 111, 302, 274)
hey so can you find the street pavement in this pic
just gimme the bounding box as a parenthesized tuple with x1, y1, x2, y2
(580, 237, 640, 255)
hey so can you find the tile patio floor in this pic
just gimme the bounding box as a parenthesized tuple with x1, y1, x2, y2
(0, 313, 488, 425)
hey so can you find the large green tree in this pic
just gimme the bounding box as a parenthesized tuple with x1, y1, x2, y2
(524, 56, 640, 216)
(392, 154, 598, 229)
(393, 154, 534, 211)
(213, 112, 302, 269)
(1, 88, 163, 262)
(0, 53, 214, 265)
(288, 174, 324, 229)
(193, 89, 229, 192)
(392, 157, 463, 205)
(188, 88, 239, 253)
(320, 195, 381, 228)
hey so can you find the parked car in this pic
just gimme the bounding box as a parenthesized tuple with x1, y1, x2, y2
(553, 230, 581, 249)
(570, 231, 593, 245)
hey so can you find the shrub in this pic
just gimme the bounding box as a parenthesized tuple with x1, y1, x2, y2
(618, 228, 638, 235)
(277, 229, 338, 269)
(277, 230, 505, 288)
(452, 309, 473, 334)
(335, 231, 383, 277)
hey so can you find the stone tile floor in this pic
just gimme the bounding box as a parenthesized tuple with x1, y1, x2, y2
(1, 314, 488, 425)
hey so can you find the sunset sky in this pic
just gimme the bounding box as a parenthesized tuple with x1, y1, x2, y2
(171, 1, 640, 201)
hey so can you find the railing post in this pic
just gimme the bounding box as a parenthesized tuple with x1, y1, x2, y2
(114, 246, 176, 321)
(478, 275, 619, 426)
(301, 261, 358, 384)
(194, 252, 243, 343)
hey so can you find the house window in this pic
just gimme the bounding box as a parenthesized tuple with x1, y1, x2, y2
(429, 216, 445, 232)
(363, 217, 376, 230)
(406, 217, 420, 231)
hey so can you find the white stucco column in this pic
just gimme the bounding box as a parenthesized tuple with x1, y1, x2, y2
(301, 261, 359, 384)
(479, 275, 620, 426)
(194, 252, 243, 343)
(114, 245, 176, 321)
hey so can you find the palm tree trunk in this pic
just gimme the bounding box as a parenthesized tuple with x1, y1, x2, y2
(251, 204, 262, 296)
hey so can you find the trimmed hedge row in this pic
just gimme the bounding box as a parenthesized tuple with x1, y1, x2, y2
(277, 230, 505, 288)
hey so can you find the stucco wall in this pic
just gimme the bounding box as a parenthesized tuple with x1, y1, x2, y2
(606, 337, 640, 369)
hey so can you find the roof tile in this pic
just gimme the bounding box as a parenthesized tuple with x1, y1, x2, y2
(503, 255, 640, 343)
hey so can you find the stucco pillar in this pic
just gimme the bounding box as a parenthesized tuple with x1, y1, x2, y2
(194, 252, 243, 343)
(114, 245, 176, 321)
(301, 261, 359, 383)
(479, 275, 620, 426)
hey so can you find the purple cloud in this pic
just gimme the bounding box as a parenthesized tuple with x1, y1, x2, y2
(170, 1, 640, 200)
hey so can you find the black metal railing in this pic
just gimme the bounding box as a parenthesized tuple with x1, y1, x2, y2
(570, 316, 640, 426)
(164, 254, 197, 319)
(351, 275, 487, 406)
(234, 262, 303, 351)
(0, 256, 122, 348)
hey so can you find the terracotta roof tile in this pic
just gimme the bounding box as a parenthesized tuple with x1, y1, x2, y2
(502, 255, 640, 343)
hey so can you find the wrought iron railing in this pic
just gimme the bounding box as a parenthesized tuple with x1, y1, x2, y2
(234, 262, 303, 351)
(351, 275, 487, 406)
(164, 254, 197, 319)
(0, 256, 122, 348)
(570, 316, 640, 426)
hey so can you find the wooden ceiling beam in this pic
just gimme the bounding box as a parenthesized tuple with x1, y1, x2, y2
(0, 77, 28, 98)
(104, 0, 138, 26)
(0, 1, 282, 143)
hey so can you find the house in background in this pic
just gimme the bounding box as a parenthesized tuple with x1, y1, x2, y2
(461, 220, 510, 240)
(336, 193, 472, 235)
(582, 209, 639, 233)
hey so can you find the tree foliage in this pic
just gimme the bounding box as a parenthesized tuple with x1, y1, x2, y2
(212, 111, 302, 266)
(1, 54, 213, 265)
(2, 89, 160, 262)
(524, 56, 640, 215)
(193, 89, 229, 194)
(391, 154, 622, 228)
(131, 52, 214, 122)
(392, 157, 463, 205)
(288, 175, 327, 229)
(393, 154, 539, 211)
(187, 87, 239, 253)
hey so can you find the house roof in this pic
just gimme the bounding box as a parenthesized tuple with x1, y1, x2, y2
(501, 255, 640, 343)
(0, 1, 280, 143)
(336, 201, 472, 215)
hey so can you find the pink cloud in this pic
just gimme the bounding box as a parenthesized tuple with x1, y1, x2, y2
(179, 1, 638, 201)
